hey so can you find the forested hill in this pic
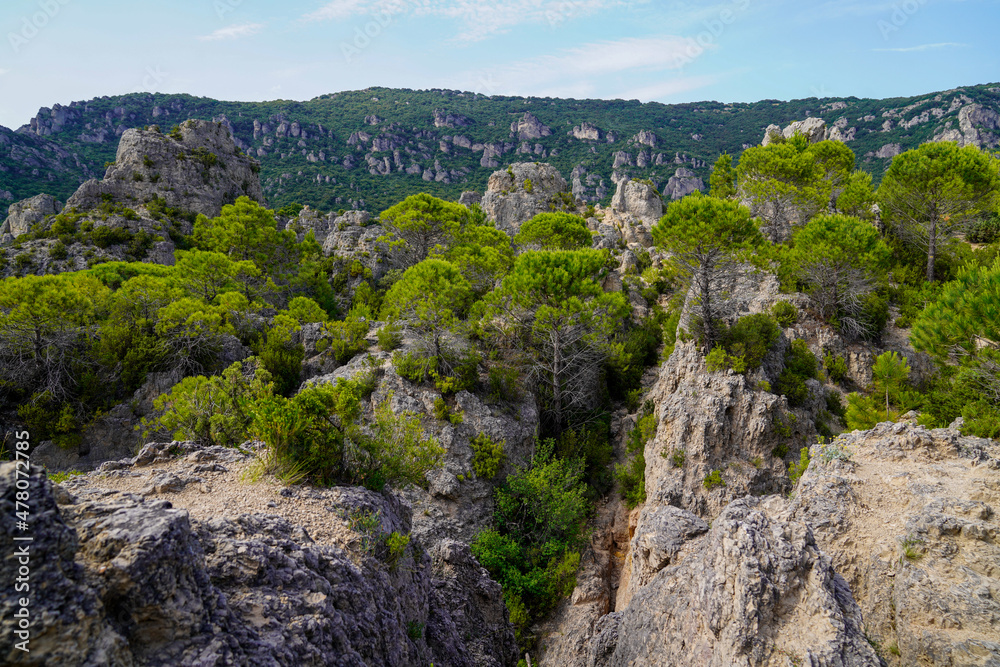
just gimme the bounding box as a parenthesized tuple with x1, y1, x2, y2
(2, 82, 999, 216)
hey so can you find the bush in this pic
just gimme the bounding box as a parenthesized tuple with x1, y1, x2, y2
(48, 241, 68, 260)
(669, 449, 685, 467)
(702, 469, 725, 489)
(775, 339, 819, 407)
(788, 446, 810, 484)
(384, 531, 410, 569)
(968, 214, 1000, 244)
(614, 453, 645, 508)
(771, 301, 798, 326)
(143, 360, 271, 447)
(823, 352, 849, 384)
(471, 440, 589, 648)
(377, 320, 403, 351)
(844, 393, 886, 431)
(326, 315, 369, 364)
(90, 225, 132, 248)
(487, 362, 521, 403)
(470, 433, 506, 479)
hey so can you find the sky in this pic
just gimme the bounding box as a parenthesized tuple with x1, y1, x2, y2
(0, 0, 997, 129)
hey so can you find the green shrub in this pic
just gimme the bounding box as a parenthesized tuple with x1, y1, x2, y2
(788, 447, 810, 484)
(771, 301, 798, 326)
(487, 363, 521, 403)
(406, 620, 424, 640)
(968, 214, 1000, 244)
(669, 449, 685, 468)
(471, 440, 588, 648)
(385, 531, 410, 569)
(723, 313, 781, 370)
(470, 433, 506, 479)
(48, 470, 84, 484)
(393, 350, 438, 383)
(143, 360, 272, 447)
(823, 352, 849, 384)
(775, 339, 819, 407)
(702, 469, 725, 490)
(377, 320, 403, 351)
(432, 397, 463, 425)
(826, 391, 846, 420)
(706, 346, 746, 373)
(614, 452, 646, 508)
(48, 241, 68, 260)
(90, 225, 132, 248)
(326, 315, 369, 364)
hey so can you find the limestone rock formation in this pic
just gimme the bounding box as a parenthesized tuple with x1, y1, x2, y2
(480, 162, 569, 236)
(661, 167, 705, 200)
(932, 103, 1000, 148)
(66, 119, 264, 218)
(586, 497, 881, 666)
(2, 194, 62, 238)
(569, 122, 602, 141)
(786, 422, 1000, 665)
(510, 112, 551, 141)
(1, 444, 519, 666)
(610, 178, 663, 226)
(762, 117, 832, 146)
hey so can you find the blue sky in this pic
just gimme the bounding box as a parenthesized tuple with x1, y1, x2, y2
(0, 0, 997, 129)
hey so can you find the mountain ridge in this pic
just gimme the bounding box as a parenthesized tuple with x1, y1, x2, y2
(2, 82, 999, 220)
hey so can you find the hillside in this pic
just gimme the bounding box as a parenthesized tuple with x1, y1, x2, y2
(2, 83, 999, 220)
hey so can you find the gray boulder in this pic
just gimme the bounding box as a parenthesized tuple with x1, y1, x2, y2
(4, 194, 62, 238)
(481, 162, 570, 236)
(609, 179, 662, 226)
(66, 120, 264, 218)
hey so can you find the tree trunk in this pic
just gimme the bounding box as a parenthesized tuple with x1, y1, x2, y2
(552, 328, 562, 433)
(927, 216, 937, 283)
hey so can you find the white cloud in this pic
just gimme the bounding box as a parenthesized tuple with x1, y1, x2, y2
(453, 35, 711, 98)
(873, 42, 968, 52)
(305, 0, 370, 21)
(619, 76, 720, 101)
(199, 23, 265, 42)
(303, 0, 641, 41)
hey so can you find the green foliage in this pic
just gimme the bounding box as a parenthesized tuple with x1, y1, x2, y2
(324, 315, 369, 364)
(48, 470, 85, 484)
(256, 314, 305, 397)
(775, 339, 819, 407)
(669, 449, 686, 468)
(614, 452, 646, 508)
(823, 353, 849, 384)
(143, 359, 272, 447)
(470, 433, 506, 479)
(900, 535, 924, 561)
(486, 249, 629, 430)
(385, 531, 410, 569)
(605, 312, 665, 400)
(513, 212, 592, 251)
(377, 320, 404, 351)
(788, 446, 810, 484)
(432, 397, 463, 424)
(844, 392, 888, 431)
(393, 350, 438, 383)
(48, 240, 68, 260)
(702, 469, 725, 490)
(871, 351, 911, 419)
(780, 214, 892, 339)
(709, 152, 736, 199)
(379, 193, 470, 268)
(771, 301, 798, 326)
(719, 313, 781, 372)
(652, 193, 764, 347)
(471, 440, 589, 648)
(406, 620, 424, 641)
(380, 258, 472, 361)
(879, 141, 1000, 282)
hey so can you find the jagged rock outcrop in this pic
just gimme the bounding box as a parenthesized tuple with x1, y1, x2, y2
(510, 112, 551, 141)
(584, 497, 881, 666)
(66, 120, 264, 218)
(785, 422, 1000, 665)
(762, 117, 832, 146)
(661, 167, 704, 200)
(609, 178, 662, 226)
(2, 194, 62, 238)
(309, 349, 540, 547)
(932, 103, 1000, 148)
(286, 207, 371, 245)
(480, 162, 570, 236)
(1, 443, 519, 666)
(569, 122, 602, 141)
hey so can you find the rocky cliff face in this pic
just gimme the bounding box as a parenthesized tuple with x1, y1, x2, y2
(480, 162, 570, 235)
(0, 119, 263, 278)
(1, 443, 519, 666)
(66, 119, 263, 218)
(787, 422, 1000, 665)
(1, 194, 61, 240)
